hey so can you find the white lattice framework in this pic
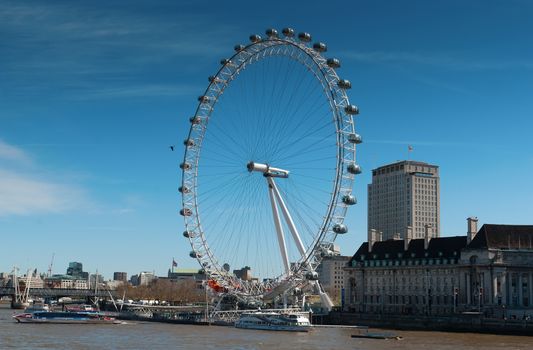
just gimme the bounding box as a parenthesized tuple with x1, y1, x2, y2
(179, 28, 362, 304)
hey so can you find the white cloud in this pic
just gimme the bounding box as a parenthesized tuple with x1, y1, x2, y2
(0, 139, 89, 217)
(0, 139, 31, 164)
(0, 169, 87, 216)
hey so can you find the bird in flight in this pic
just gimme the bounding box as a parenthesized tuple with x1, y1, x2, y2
(170, 145, 175, 151)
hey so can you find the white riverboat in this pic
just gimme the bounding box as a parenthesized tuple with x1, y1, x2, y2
(235, 311, 311, 332)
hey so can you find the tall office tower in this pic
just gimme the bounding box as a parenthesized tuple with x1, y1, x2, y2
(367, 160, 440, 240)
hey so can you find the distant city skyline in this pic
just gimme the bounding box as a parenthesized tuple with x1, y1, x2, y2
(1, 0, 533, 277)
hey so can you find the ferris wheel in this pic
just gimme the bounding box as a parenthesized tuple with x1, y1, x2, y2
(179, 27, 362, 305)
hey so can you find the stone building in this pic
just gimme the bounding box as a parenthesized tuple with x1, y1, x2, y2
(138, 271, 156, 286)
(344, 218, 533, 319)
(316, 255, 350, 304)
(165, 268, 206, 289)
(368, 160, 440, 240)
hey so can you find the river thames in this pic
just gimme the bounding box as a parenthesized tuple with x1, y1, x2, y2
(1, 305, 531, 349)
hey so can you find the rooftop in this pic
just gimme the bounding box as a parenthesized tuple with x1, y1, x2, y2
(348, 236, 466, 266)
(468, 224, 533, 250)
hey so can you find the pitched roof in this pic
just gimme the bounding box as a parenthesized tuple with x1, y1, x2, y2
(348, 236, 467, 266)
(467, 224, 533, 250)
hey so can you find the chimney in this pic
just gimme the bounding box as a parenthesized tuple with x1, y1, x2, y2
(467, 216, 478, 244)
(368, 229, 382, 253)
(424, 224, 432, 250)
(404, 226, 412, 251)
(368, 229, 376, 253)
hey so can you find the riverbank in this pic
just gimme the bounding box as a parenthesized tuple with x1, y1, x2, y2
(322, 312, 533, 336)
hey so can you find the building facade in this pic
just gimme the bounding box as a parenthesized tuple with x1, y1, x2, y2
(138, 271, 156, 286)
(344, 219, 533, 319)
(316, 255, 350, 304)
(113, 272, 128, 282)
(165, 268, 206, 289)
(368, 160, 440, 240)
(66, 262, 89, 279)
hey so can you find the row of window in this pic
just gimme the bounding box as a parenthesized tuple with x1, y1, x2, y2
(359, 258, 458, 267)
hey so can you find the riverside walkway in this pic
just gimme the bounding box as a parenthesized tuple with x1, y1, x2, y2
(0, 286, 116, 299)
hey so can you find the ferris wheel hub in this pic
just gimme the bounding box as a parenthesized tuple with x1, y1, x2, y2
(247, 161, 289, 178)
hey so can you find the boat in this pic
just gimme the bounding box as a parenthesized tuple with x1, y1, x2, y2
(13, 308, 118, 324)
(235, 311, 312, 332)
(65, 304, 98, 313)
(22, 304, 50, 313)
(351, 329, 402, 340)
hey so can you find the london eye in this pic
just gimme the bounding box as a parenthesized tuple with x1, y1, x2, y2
(179, 27, 362, 307)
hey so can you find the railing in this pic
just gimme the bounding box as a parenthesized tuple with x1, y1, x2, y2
(0, 287, 116, 298)
(211, 307, 305, 324)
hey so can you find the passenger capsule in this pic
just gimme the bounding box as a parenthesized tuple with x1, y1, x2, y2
(298, 32, 312, 42)
(282, 27, 295, 37)
(208, 76, 226, 84)
(342, 194, 357, 205)
(189, 251, 201, 258)
(180, 162, 191, 170)
(305, 271, 319, 280)
(313, 42, 327, 52)
(220, 58, 231, 65)
(326, 58, 341, 68)
(333, 223, 348, 234)
(178, 186, 190, 193)
(198, 95, 210, 103)
(180, 208, 192, 216)
(190, 116, 201, 124)
(265, 28, 278, 38)
(320, 249, 334, 257)
(184, 138, 195, 147)
(348, 133, 362, 144)
(183, 230, 194, 238)
(345, 104, 359, 115)
(234, 44, 245, 52)
(347, 163, 362, 175)
(337, 79, 351, 89)
(249, 34, 261, 43)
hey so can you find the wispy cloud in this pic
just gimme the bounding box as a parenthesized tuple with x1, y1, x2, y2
(0, 139, 90, 216)
(0, 139, 31, 164)
(0, 1, 237, 99)
(342, 51, 533, 71)
(0, 169, 88, 216)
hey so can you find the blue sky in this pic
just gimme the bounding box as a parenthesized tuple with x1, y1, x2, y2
(1, 0, 532, 279)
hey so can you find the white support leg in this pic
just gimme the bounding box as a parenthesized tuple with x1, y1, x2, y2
(268, 180, 290, 275)
(315, 281, 334, 312)
(268, 177, 307, 259)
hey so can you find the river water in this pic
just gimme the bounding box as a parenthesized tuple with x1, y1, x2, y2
(1, 305, 531, 349)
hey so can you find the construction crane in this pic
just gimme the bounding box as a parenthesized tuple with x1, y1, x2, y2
(47, 253, 55, 277)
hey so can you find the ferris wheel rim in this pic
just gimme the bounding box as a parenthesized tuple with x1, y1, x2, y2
(179, 29, 360, 300)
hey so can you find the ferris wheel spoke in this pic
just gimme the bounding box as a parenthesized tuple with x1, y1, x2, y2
(180, 29, 359, 303)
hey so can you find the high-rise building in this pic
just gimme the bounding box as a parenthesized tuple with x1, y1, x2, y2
(66, 262, 89, 279)
(368, 160, 440, 240)
(113, 272, 128, 282)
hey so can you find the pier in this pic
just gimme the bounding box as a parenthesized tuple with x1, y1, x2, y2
(0, 287, 117, 300)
